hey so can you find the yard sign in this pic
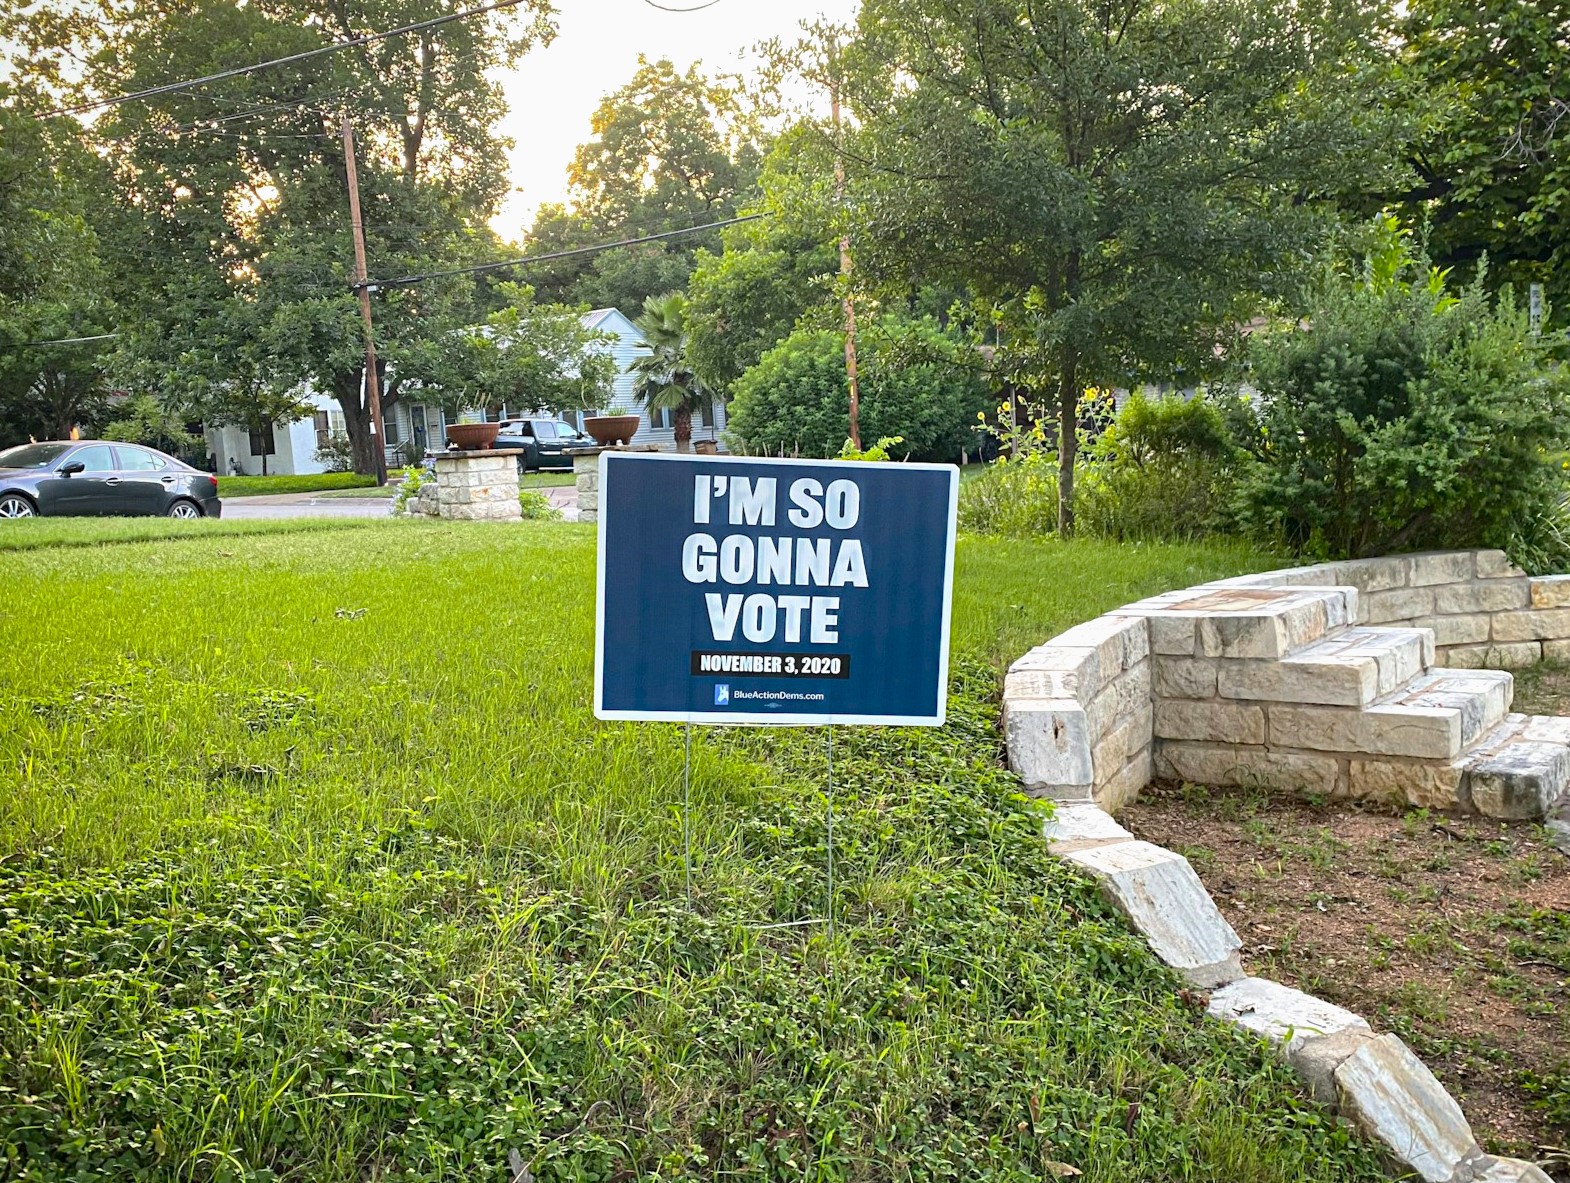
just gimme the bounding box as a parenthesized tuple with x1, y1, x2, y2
(594, 452, 958, 725)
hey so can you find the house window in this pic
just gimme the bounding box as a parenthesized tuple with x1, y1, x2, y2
(652, 406, 674, 430)
(249, 429, 275, 457)
(383, 415, 401, 447)
(314, 411, 330, 448)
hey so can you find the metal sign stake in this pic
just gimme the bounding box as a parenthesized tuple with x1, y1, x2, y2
(682, 720, 693, 912)
(826, 724, 836, 941)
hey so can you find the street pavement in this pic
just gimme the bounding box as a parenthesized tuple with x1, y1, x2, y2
(221, 485, 579, 520)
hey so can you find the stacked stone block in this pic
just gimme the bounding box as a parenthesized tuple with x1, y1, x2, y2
(567, 444, 663, 524)
(1205, 550, 1570, 670)
(433, 450, 522, 522)
(1041, 798, 1554, 1183)
(1002, 556, 1570, 823)
(1003, 614, 1154, 811)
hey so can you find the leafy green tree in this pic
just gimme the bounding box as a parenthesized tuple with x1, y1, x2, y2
(395, 283, 617, 418)
(0, 101, 117, 443)
(685, 202, 837, 393)
(630, 291, 711, 452)
(1395, 0, 1570, 310)
(1232, 224, 1570, 566)
(728, 317, 989, 462)
(526, 58, 763, 313)
(13, 0, 557, 474)
(99, 394, 201, 457)
(843, 0, 1407, 534)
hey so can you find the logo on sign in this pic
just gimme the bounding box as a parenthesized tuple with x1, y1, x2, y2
(714, 684, 731, 706)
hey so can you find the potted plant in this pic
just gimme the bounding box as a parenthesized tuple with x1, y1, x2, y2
(445, 421, 501, 450)
(584, 406, 640, 447)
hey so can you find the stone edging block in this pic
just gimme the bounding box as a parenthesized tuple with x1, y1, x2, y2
(1039, 803, 1519, 1183)
(1057, 839, 1242, 988)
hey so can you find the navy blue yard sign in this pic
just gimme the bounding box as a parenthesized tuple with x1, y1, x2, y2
(594, 452, 958, 725)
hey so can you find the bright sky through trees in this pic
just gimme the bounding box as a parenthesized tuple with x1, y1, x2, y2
(488, 0, 857, 238)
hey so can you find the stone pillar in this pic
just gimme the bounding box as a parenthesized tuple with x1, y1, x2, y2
(433, 449, 523, 522)
(566, 444, 663, 524)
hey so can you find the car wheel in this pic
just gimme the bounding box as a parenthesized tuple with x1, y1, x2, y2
(0, 493, 37, 518)
(167, 499, 203, 519)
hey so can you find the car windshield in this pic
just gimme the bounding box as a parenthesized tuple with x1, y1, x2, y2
(0, 442, 73, 469)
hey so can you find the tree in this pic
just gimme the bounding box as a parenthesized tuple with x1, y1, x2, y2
(394, 283, 618, 418)
(525, 58, 763, 313)
(12, 0, 558, 474)
(630, 291, 711, 452)
(99, 395, 201, 457)
(1395, 0, 1570, 310)
(727, 317, 989, 462)
(684, 135, 839, 393)
(843, 0, 1407, 534)
(0, 101, 116, 444)
(1231, 222, 1570, 566)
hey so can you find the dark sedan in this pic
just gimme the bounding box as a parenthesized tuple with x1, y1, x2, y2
(0, 441, 222, 519)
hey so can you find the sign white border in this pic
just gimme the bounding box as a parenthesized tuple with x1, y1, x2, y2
(592, 451, 959, 727)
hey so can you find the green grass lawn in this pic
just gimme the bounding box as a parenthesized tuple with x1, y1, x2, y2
(218, 472, 378, 497)
(519, 470, 576, 489)
(0, 521, 1391, 1183)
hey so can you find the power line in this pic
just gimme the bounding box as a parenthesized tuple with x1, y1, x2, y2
(14, 334, 120, 347)
(367, 213, 766, 288)
(40, 0, 530, 118)
(642, 0, 727, 10)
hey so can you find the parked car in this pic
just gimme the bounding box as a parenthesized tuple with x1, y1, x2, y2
(0, 440, 223, 519)
(492, 418, 595, 471)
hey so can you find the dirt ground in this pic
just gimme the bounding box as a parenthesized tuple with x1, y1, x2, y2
(1123, 780, 1570, 1174)
(1517, 661, 1570, 718)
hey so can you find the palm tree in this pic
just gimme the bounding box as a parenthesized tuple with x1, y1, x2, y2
(630, 291, 712, 453)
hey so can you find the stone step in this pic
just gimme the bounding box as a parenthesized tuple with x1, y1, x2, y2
(1109, 585, 1356, 662)
(1459, 713, 1570, 820)
(1219, 627, 1434, 708)
(1378, 669, 1514, 748)
(1268, 669, 1512, 761)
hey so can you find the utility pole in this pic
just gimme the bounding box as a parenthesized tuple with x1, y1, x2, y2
(341, 115, 389, 486)
(830, 58, 862, 454)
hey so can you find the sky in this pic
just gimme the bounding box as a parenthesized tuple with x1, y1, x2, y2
(487, 0, 860, 242)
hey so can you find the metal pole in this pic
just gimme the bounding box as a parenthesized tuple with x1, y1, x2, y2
(830, 59, 861, 454)
(826, 724, 835, 940)
(682, 720, 693, 911)
(341, 115, 389, 487)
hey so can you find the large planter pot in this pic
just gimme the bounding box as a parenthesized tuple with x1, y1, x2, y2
(584, 415, 640, 447)
(446, 422, 500, 450)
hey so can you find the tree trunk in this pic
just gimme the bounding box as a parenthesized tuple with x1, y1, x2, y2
(333, 369, 378, 475)
(1056, 347, 1080, 538)
(674, 403, 693, 452)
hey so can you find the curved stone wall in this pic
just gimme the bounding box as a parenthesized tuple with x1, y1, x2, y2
(1004, 549, 1570, 817)
(1006, 549, 1568, 1183)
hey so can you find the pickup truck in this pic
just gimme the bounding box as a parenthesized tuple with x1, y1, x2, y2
(492, 418, 595, 471)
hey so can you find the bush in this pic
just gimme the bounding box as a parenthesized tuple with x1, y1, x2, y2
(957, 417, 1061, 536)
(1233, 224, 1570, 568)
(314, 433, 355, 473)
(99, 395, 201, 458)
(1075, 392, 1239, 542)
(727, 318, 988, 461)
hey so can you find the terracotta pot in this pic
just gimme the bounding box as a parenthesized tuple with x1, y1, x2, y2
(445, 422, 500, 450)
(584, 415, 641, 447)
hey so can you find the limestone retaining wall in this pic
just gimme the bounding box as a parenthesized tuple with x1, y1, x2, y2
(1209, 550, 1570, 670)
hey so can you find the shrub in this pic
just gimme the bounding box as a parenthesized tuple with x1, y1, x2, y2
(314, 433, 355, 473)
(1076, 392, 1239, 542)
(99, 394, 201, 458)
(519, 488, 560, 520)
(957, 417, 1061, 536)
(1233, 224, 1570, 568)
(727, 318, 988, 461)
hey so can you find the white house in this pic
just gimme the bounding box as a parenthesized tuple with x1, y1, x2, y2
(204, 308, 728, 476)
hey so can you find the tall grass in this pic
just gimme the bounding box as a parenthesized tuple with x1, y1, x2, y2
(0, 521, 1378, 1182)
